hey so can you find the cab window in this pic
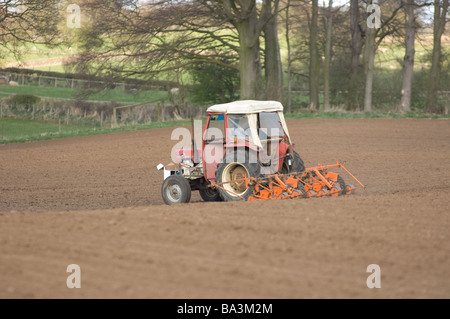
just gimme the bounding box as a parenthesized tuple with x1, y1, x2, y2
(227, 115, 251, 139)
(206, 115, 225, 141)
(259, 112, 284, 140)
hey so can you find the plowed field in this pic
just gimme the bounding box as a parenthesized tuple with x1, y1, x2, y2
(1, 119, 449, 298)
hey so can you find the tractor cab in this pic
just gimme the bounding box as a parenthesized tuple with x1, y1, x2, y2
(202, 100, 294, 181)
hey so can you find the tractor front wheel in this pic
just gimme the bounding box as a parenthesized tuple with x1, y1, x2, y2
(161, 175, 192, 205)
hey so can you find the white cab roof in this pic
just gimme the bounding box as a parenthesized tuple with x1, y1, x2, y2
(207, 100, 284, 114)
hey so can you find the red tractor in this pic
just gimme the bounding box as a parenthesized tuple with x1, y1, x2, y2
(158, 100, 305, 205)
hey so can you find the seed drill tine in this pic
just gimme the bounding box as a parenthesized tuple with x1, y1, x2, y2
(338, 162, 366, 190)
(246, 162, 364, 201)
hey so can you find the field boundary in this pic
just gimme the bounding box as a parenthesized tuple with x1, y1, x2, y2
(0, 71, 176, 92)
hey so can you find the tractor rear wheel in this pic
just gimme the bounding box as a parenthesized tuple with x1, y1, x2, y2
(215, 151, 261, 202)
(291, 151, 306, 173)
(281, 151, 305, 174)
(199, 188, 223, 202)
(161, 175, 192, 205)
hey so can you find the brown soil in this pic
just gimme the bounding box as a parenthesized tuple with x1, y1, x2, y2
(0, 119, 449, 299)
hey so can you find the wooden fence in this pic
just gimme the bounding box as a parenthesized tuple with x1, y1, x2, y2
(1, 72, 166, 91)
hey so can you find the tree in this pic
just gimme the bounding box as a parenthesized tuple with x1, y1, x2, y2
(426, 0, 449, 113)
(309, 0, 320, 110)
(0, 0, 61, 60)
(226, 0, 264, 100)
(72, 0, 285, 102)
(285, 0, 293, 112)
(363, 0, 407, 112)
(262, 0, 283, 101)
(323, 0, 333, 112)
(190, 61, 240, 104)
(399, 0, 417, 113)
(348, 0, 364, 110)
(364, 0, 378, 112)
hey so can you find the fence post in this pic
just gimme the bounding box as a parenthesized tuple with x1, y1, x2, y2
(2, 124, 4, 141)
(112, 108, 117, 128)
(157, 103, 162, 122)
(101, 111, 104, 129)
(58, 119, 61, 134)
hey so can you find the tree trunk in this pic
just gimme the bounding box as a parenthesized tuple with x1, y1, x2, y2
(348, 0, 363, 110)
(426, 0, 448, 113)
(286, 0, 292, 113)
(309, 0, 320, 110)
(324, 0, 333, 112)
(364, 25, 376, 112)
(263, 0, 283, 101)
(399, 0, 416, 113)
(237, 2, 263, 100)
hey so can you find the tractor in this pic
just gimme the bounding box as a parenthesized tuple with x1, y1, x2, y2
(158, 100, 364, 205)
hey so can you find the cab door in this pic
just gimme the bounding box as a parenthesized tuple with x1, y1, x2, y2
(258, 112, 289, 174)
(203, 114, 226, 181)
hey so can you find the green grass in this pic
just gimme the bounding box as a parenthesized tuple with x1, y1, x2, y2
(1, 43, 72, 64)
(88, 89, 168, 103)
(32, 65, 70, 73)
(0, 86, 77, 99)
(0, 117, 193, 145)
(0, 85, 168, 103)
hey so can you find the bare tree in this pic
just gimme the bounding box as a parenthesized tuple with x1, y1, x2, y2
(220, 0, 263, 99)
(323, 0, 333, 112)
(399, 0, 417, 113)
(263, 0, 283, 101)
(348, 0, 364, 110)
(363, 0, 407, 113)
(426, 0, 449, 113)
(364, 0, 378, 112)
(309, 0, 320, 110)
(0, 0, 61, 60)
(73, 0, 286, 101)
(285, 0, 293, 112)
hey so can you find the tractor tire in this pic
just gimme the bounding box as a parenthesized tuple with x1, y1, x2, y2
(290, 151, 306, 173)
(215, 150, 261, 202)
(161, 175, 192, 205)
(199, 188, 223, 202)
(279, 151, 305, 175)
